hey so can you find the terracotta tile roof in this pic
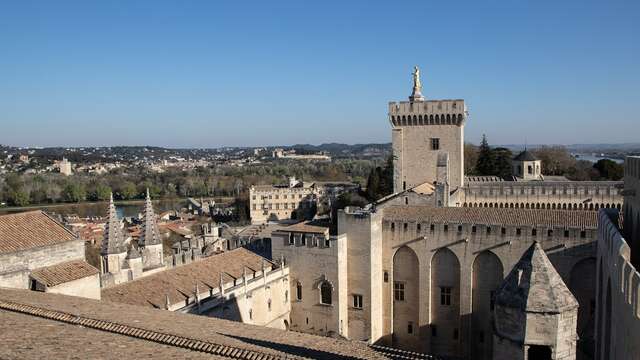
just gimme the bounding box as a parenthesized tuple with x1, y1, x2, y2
(276, 221, 329, 234)
(0, 210, 77, 254)
(0, 289, 387, 359)
(102, 248, 273, 308)
(30, 260, 99, 287)
(382, 206, 598, 228)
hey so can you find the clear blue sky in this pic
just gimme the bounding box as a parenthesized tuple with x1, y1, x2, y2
(1, 0, 638, 148)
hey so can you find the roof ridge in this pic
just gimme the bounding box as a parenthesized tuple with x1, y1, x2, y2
(0, 299, 299, 360)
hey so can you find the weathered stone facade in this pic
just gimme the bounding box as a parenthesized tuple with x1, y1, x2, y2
(595, 156, 640, 360)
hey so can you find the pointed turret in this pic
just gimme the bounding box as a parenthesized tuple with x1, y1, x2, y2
(493, 242, 579, 360)
(101, 193, 126, 256)
(139, 188, 162, 247)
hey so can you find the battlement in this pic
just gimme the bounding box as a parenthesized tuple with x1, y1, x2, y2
(598, 209, 640, 320)
(388, 99, 467, 127)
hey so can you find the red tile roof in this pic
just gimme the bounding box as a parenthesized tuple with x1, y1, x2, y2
(30, 260, 99, 287)
(0, 211, 77, 254)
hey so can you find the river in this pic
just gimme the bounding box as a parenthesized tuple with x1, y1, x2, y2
(0, 199, 188, 218)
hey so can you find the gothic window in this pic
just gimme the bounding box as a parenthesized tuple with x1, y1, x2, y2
(457, 225, 463, 232)
(430, 224, 435, 232)
(444, 224, 448, 232)
(300, 234, 306, 246)
(320, 281, 332, 305)
(487, 226, 492, 235)
(394, 282, 405, 301)
(431, 138, 440, 150)
(580, 230, 586, 238)
(288, 233, 294, 246)
(384, 271, 389, 283)
(249, 309, 253, 320)
(408, 321, 414, 334)
(267, 298, 272, 311)
(296, 282, 302, 300)
(403, 223, 408, 231)
(440, 287, 452, 305)
(528, 165, 533, 174)
(532, 228, 537, 236)
(516, 228, 521, 236)
(391, 222, 395, 232)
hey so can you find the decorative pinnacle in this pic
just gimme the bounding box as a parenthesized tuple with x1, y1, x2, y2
(409, 65, 425, 102)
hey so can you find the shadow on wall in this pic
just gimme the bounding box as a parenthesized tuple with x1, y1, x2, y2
(546, 243, 597, 360)
(198, 293, 245, 323)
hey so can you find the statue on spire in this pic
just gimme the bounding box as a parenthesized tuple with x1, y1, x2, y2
(409, 65, 425, 102)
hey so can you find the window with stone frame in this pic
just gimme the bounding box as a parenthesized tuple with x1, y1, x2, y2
(440, 286, 452, 305)
(352, 294, 363, 309)
(320, 281, 332, 305)
(431, 138, 440, 150)
(394, 282, 405, 301)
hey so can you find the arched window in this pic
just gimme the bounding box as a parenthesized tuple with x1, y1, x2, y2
(296, 281, 302, 300)
(320, 281, 332, 305)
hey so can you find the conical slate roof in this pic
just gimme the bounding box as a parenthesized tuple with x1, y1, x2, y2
(139, 189, 162, 247)
(101, 193, 126, 255)
(495, 242, 578, 313)
(513, 150, 538, 162)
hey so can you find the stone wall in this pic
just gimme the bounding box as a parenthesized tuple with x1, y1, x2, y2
(47, 274, 101, 300)
(178, 265, 291, 330)
(380, 213, 596, 358)
(461, 181, 623, 210)
(271, 230, 346, 337)
(596, 209, 640, 360)
(0, 240, 85, 289)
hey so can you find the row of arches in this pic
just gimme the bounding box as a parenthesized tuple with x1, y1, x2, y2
(392, 246, 596, 359)
(390, 113, 464, 127)
(462, 202, 622, 211)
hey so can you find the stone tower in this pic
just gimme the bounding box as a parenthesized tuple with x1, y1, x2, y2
(100, 193, 127, 276)
(389, 66, 467, 193)
(138, 189, 164, 270)
(493, 242, 579, 360)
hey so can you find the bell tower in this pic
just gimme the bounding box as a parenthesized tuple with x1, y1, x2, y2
(389, 67, 467, 193)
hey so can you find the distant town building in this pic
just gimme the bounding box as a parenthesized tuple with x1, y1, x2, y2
(272, 148, 331, 161)
(249, 177, 358, 224)
(58, 157, 72, 176)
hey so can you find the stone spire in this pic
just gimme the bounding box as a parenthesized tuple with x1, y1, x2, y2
(493, 241, 579, 360)
(495, 241, 578, 313)
(409, 65, 425, 102)
(139, 188, 162, 247)
(101, 192, 126, 255)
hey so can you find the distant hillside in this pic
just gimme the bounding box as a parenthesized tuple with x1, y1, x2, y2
(285, 143, 391, 158)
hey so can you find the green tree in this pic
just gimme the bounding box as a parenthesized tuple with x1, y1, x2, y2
(8, 189, 30, 207)
(593, 159, 624, 180)
(62, 182, 86, 203)
(95, 184, 112, 201)
(476, 134, 495, 176)
(492, 147, 513, 179)
(119, 181, 138, 200)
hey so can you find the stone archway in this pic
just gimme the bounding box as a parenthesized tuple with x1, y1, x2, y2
(430, 248, 461, 357)
(471, 251, 504, 360)
(393, 246, 420, 350)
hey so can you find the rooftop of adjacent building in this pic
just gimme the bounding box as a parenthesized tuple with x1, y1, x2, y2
(0, 288, 386, 360)
(102, 247, 278, 308)
(273, 220, 330, 235)
(382, 206, 598, 229)
(0, 210, 78, 254)
(29, 259, 99, 287)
